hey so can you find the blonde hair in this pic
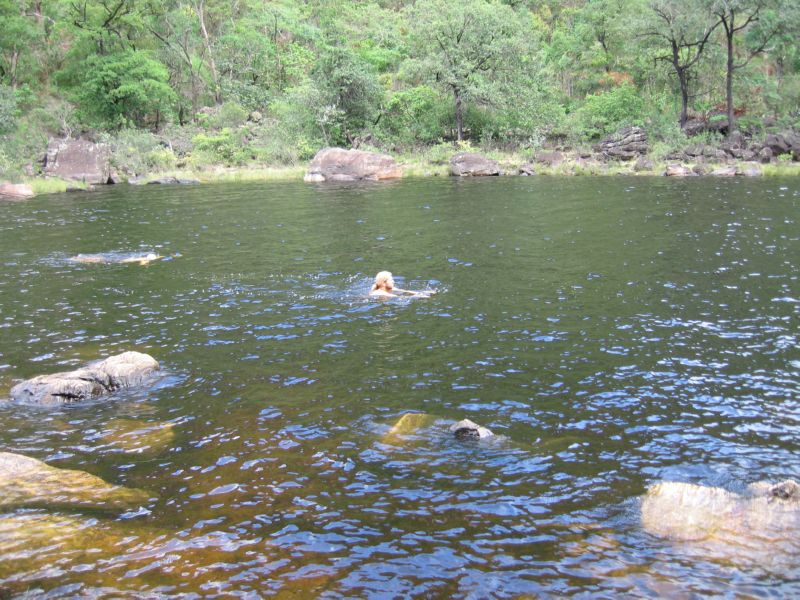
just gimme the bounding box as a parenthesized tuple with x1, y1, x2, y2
(371, 271, 394, 292)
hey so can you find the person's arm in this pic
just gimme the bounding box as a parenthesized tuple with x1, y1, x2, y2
(394, 287, 435, 297)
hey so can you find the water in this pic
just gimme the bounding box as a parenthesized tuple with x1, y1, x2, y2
(0, 176, 798, 597)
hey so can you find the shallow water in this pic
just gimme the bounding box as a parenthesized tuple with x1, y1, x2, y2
(0, 176, 798, 597)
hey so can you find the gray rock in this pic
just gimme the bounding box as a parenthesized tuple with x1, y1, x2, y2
(305, 147, 402, 182)
(758, 147, 773, 163)
(740, 165, 762, 177)
(146, 177, 200, 185)
(450, 152, 502, 176)
(43, 139, 112, 184)
(9, 351, 160, 406)
(450, 419, 494, 440)
(711, 166, 737, 177)
(665, 164, 696, 177)
(533, 151, 564, 166)
(594, 126, 648, 161)
(633, 157, 654, 172)
(518, 163, 536, 176)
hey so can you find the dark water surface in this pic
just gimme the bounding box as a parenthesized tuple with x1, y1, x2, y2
(0, 176, 798, 597)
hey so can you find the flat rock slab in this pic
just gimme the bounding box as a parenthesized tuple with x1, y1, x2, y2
(665, 164, 697, 177)
(43, 139, 112, 184)
(305, 148, 402, 182)
(0, 182, 35, 199)
(0, 452, 152, 510)
(9, 351, 160, 406)
(68, 252, 163, 265)
(450, 152, 502, 176)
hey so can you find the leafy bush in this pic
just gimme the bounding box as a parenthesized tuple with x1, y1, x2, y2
(74, 50, 177, 129)
(190, 128, 252, 166)
(100, 129, 177, 176)
(573, 84, 644, 140)
(380, 86, 447, 145)
(0, 85, 19, 134)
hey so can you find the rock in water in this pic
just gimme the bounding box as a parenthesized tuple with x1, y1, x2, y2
(9, 351, 160, 406)
(382, 413, 437, 444)
(0, 452, 152, 509)
(641, 480, 800, 547)
(449, 152, 502, 176)
(304, 147, 402, 182)
(93, 419, 176, 454)
(450, 418, 494, 440)
(0, 182, 35, 199)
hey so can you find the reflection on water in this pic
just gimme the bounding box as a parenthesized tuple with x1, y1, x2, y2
(0, 177, 798, 597)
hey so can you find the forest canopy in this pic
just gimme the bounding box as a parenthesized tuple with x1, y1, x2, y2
(0, 0, 798, 176)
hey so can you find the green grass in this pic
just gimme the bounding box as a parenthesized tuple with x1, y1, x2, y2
(23, 177, 89, 194)
(761, 162, 800, 176)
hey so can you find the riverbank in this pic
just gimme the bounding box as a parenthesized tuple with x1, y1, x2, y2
(12, 154, 798, 198)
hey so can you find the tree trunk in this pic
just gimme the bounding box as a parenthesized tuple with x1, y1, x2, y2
(195, 0, 222, 105)
(454, 89, 464, 141)
(724, 16, 736, 138)
(678, 67, 689, 129)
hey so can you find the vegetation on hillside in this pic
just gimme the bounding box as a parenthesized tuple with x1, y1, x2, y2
(0, 0, 798, 179)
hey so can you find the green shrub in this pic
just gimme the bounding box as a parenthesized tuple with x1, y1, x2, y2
(190, 128, 252, 167)
(100, 129, 177, 176)
(573, 84, 644, 140)
(380, 86, 447, 145)
(0, 85, 19, 134)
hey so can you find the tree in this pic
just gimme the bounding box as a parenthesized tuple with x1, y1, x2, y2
(710, 0, 782, 136)
(405, 0, 527, 141)
(643, 0, 721, 128)
(76, 49, 176, 129)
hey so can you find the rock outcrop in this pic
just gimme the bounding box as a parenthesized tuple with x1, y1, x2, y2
(641, 480, 800, 543)
(9, 351, 160, 406)
(304, 147, 402, 182)
(450, 152, 502, 176)
(450, 419, 494, 440)
(146, 177, 200, 185)
(594, 126, 648, 161)
(664, 164, 696, 177)
(42, 139, 112, 184)
(0, 182, 35, 199)
(0, 452, 152, 509)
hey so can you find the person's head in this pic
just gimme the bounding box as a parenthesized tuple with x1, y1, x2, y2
(372, 271, 394, 292)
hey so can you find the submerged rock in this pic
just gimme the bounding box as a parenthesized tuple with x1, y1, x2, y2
(0, 452, 152, 510)
(450, 152, 502, 176)
(382, 413, 437, 443)
(92, 419, 176, 454)
(68, 252, 163, 265)
(304, 147, 402, 182)
(450, 418, 494, 440)
(641, 480, 800, 543)
(9, 351, 160, 406)
(146, 176, 200, 185)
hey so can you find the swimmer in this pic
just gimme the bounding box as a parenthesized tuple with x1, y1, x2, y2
(370, 271, 435, 298)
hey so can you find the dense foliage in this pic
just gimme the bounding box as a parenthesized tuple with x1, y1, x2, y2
(0, 0, 798, 176)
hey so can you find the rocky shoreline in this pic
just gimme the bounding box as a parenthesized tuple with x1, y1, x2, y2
(1, 125, 799, 199)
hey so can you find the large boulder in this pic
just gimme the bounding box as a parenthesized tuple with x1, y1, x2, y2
(9, 351, 160, 406)
(594, 126, 648, 161)
(664, 164, 696, 177)
(0, 452, 152, 509)
(43, 139, 112, 184)
(0, 182, 34, 200)
(450, 152, 502, 176)
(304, 147, 402, 182)
(641, 480, 800, 543)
